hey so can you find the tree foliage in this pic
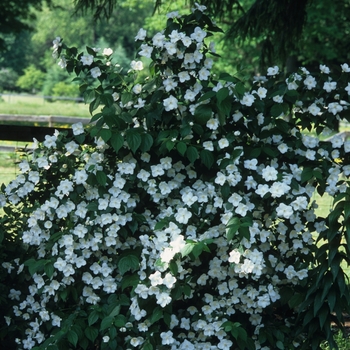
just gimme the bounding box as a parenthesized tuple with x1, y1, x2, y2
(0, 0, 52, 51)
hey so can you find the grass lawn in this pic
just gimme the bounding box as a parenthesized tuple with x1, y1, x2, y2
(0, 151, 22, 186)
(0, 94, 90, 118)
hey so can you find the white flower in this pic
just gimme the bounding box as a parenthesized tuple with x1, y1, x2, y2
(149, 271, 163, 286)
(244, 159, 258, 170)
(72, 122, 84, 135)
(203, 141, 214, 151)
(166, 11, 179, 19)
(135, 28, 147, 41)
(58, 57, 67, 68)
(215, 172, 226, 185)
(320, 64, 330, 74)
(163, 78, 178, 92)
(256, 184, 269, 197)
(103, 48, 113, 56)
(130, 60, 144, 71)
(163, 273, 176, 288)
(341, 63, 350, 72)
(157, 292, 172, 308)
(273, 95, 283, 103)
(80, 54, 94, 66)
(262, 165, 278, 181)
(277, 143, 288, 154)
(198, 67, 210, 80)
(241, 93, 255, 106)
(308, 103, 321, 116)
(276, 203, 293, 219)
(163, 95, 178, 111)
(323, 81, 337, 92)
(152, 32, 166, 47)
(206, 118, 219, 130)
(218, 138, 229, 149)
(228, 250, 241, 264)
(138, 44, 153, 58)
(267, 66, 279, 76)
(304, 75, 316, 89)
(328, 102, 343, 115)
(330, 135, 344, 148)
(257, 87, 267, 98)
(160, 330, 175, 345)
(175, 208, 192, 224)
(90, 67, 102, 78)
(190, 27, 207, 42)
(103, 336, 110, 343)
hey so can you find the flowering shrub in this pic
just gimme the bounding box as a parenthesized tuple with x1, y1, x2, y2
(2, 3, 350, 350)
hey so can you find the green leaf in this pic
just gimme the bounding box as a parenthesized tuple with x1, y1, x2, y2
(150, 307, 163, 324)
(270, 104, 284, 117)
(84, 326, 98, 342)
(275, 119, 290, 134)
(197, 90, 216, 102)
(194, 104, 213, 125)
(114, 314, 126, 327)
(216, 87, 229, 104)
(110, 133, 124, 152)
(140, 133, 153, 152)
(89, 95, 101, 114)
(88, 310, 99, 326)
(221, 183, 231, 200)
(176, 141, 187, 156)
(44, 262, 55, 279)
(166, 140, 175, 151)
(67, 330, 78, 347)
(100, 316, 114, 331)
(169, 261, 178, 275)
(288, 293, 304, 308)
(301, 167, 313, 184)
(126, 129, 142, 153)
(109, 305, 121, 317)
(200, 149, 214, 169)
(99, 128, 112, 142)
(118, 255, 139, 275)
(154, 219, 169, 231)
(313, 291, 324, 317)
(235, 82, 245, 97)
(121, 91, 133, 105)
(226, 217, 240, 241)
(186, 146, 198, 163)
(181, 242, 196, 257)
(84, 89, 95, 104)
(121, 274, 139, 291)
(276, 340, 284, 349)
(142, 341, 153, 350)
(96, 171, 107, 187)
(24, 258, 46, 276)
(183, 284, 191, 296)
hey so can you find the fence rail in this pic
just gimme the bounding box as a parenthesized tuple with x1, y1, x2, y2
(0, 114, 90, 145)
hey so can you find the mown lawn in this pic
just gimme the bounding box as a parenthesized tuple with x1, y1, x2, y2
(0, 94, 90, 118)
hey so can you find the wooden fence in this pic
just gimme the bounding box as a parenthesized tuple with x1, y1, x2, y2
(0, 114, 90, 143)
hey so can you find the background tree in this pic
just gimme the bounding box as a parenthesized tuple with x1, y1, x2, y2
(0, 0, 52, 51)
(73, 0, 350, 73)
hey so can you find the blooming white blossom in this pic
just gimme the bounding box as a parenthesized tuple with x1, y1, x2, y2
(131, 60, 144, 71)
(103, 48, 113, 56)
(267, 66, 279, 76)
(163, 95, 178, 111)
(135, 28, 147, 41)
(80, 54, 94, 65)
(90, 67, 102, 78)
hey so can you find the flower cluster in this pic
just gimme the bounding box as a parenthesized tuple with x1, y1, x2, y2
(2, 4, 350, 350)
